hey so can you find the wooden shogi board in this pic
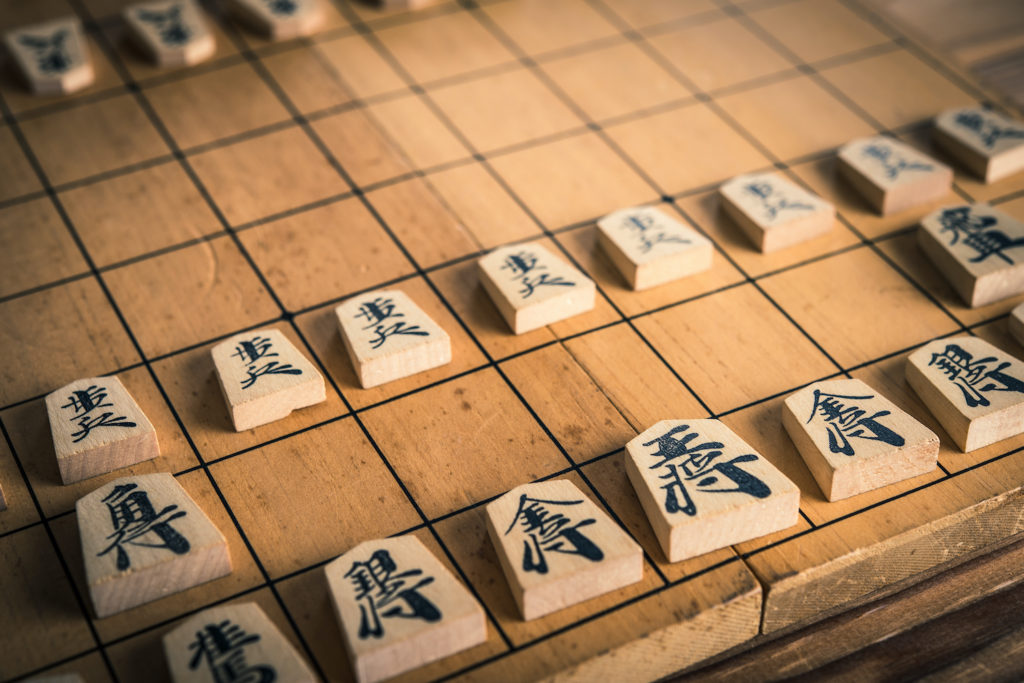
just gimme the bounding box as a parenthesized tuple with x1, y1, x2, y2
(1, 0, 1024, 680)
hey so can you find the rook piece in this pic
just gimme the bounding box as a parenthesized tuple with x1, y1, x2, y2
(719, 172, 835, 252)
(225, 0, 324, 40)
(211, 328, 326, 431)
(164, 602, 314, 683)
(486, 479, 643, 620)
(782, 379, 938, 501)
(596, 205, 713, 290)
(78, 473, 231, 618)
(918, 203, 1024, 307)
(4, 17, 94, 95)
(1009, 302, 1024, 347)
(906, 336, 1024, 451)
(625, 419, 799, 563)
(336, 289, 451, 389)
(478, 243, 596, 334)
(46, 376, 159, 485)
(124, 0, 215, 67)
(325, 535, 487, 683)
(934, 107, 1024, 183)
(838, 136, 952, 215)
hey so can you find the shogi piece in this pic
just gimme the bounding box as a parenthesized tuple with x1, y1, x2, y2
(211, 329, 326, 431)
(164, 602, 314, 682)
(225, 0, 324, 40)
(478, 243, 596, 335)
(4, 17, 94, 95)
(336, 289, 451, 389)
(918, 203, 1024, 307)
(934, 107, 1024, 183)
(838, 136, 952, 215)
(77, 473, 231, 618)
(325, 535, 486, 683)
(719, 172, 835, 252)
(1009, 302, 1024, 347)
(485, 479, 642, 620)
(46, 376, 159, 485)
(625, 419, 799, 563)
(124, 0, 215, 67)
(782, 379, 939, 501)
(596, 205, 713, 290)
(906, 336, 1024, 452)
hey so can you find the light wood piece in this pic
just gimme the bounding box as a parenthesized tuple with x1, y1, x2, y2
(906, 336, 1024, 451)
(719, 172, 835, 252)
(478, 243, 596, 335)
(782, 378, 939, 501)
(625, 419, 800, 563)
(45, 376, 159, 485)
(123, 0, 215, 68)
(1009, 302, 1024, 347)
(77, 472, 231, 618)
(596, 205, 713, 290)
(163, 602, 315, 683)
(837, 136, 952, 215)
(485, 478, 643, 620)
(225, 0, 324, 40)
(335, 289, 451, 389)
(4, 17, 94, 95)
(211, 328, 326, 431)
(918, 203, 1024, 307)
(933, 107, 1024, 183)
(324, 535, 487, 683)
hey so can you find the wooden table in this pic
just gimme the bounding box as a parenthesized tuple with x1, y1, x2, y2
(1, 0, 1023, 680)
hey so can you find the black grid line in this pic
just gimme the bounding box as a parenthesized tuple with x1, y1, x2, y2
(4, 0, 1024, 680)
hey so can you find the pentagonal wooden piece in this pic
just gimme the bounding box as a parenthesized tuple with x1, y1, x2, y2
(838, 136, 952, 215)
(906, 336, 1024, 451)
(4, 17, 94, 95)
(918, 203, 1024, 307)
(124, 0, 216, 67)
(163, 602, 315, 683)
(77, 473, 231, 618)
(325, 535, 486, 683)
(782, 379, 939, 501)
(225, 0, 324, 40)
(485, 479, 643, 620)
(625, 419, 800, 563)
(211, 328, 326, 431)
(46, 376, 159, 485)
(719, 172, 835, 252)
(933, 107, 1024, 183)
(596, 205, 713, 290)
(336, 289, 451, 389)
(478, 243, 596, 334)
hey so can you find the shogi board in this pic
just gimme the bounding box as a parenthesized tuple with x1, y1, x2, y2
(1, 0, 1024, 681)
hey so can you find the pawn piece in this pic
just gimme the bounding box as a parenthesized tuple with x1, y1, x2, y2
(45, 376, 159, 485)
(211, 329, 326, 431)
(78, 473, 231, 618)
(4, 17, 94, 95)
(225, 0, 324, 40)
(486, 479, 642, 620)
(325, 535, 486, 683)
(478, 243, 596, 334)
(933, 107, 1024, 183)
(596, 205, 712, 290)
(782, 379, 938, 501)
(123, 0, 216, 67)
(918, 203, 1024, 307)
(719, 172, 835, 252)
(906, 336, 1024, 452)
(625, 419, 799, 563)
(336, 289, 451, 389)
(838, 136, 952, 215)
(1009, 302, 1024, 347)
(164, 602, 314, 682)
